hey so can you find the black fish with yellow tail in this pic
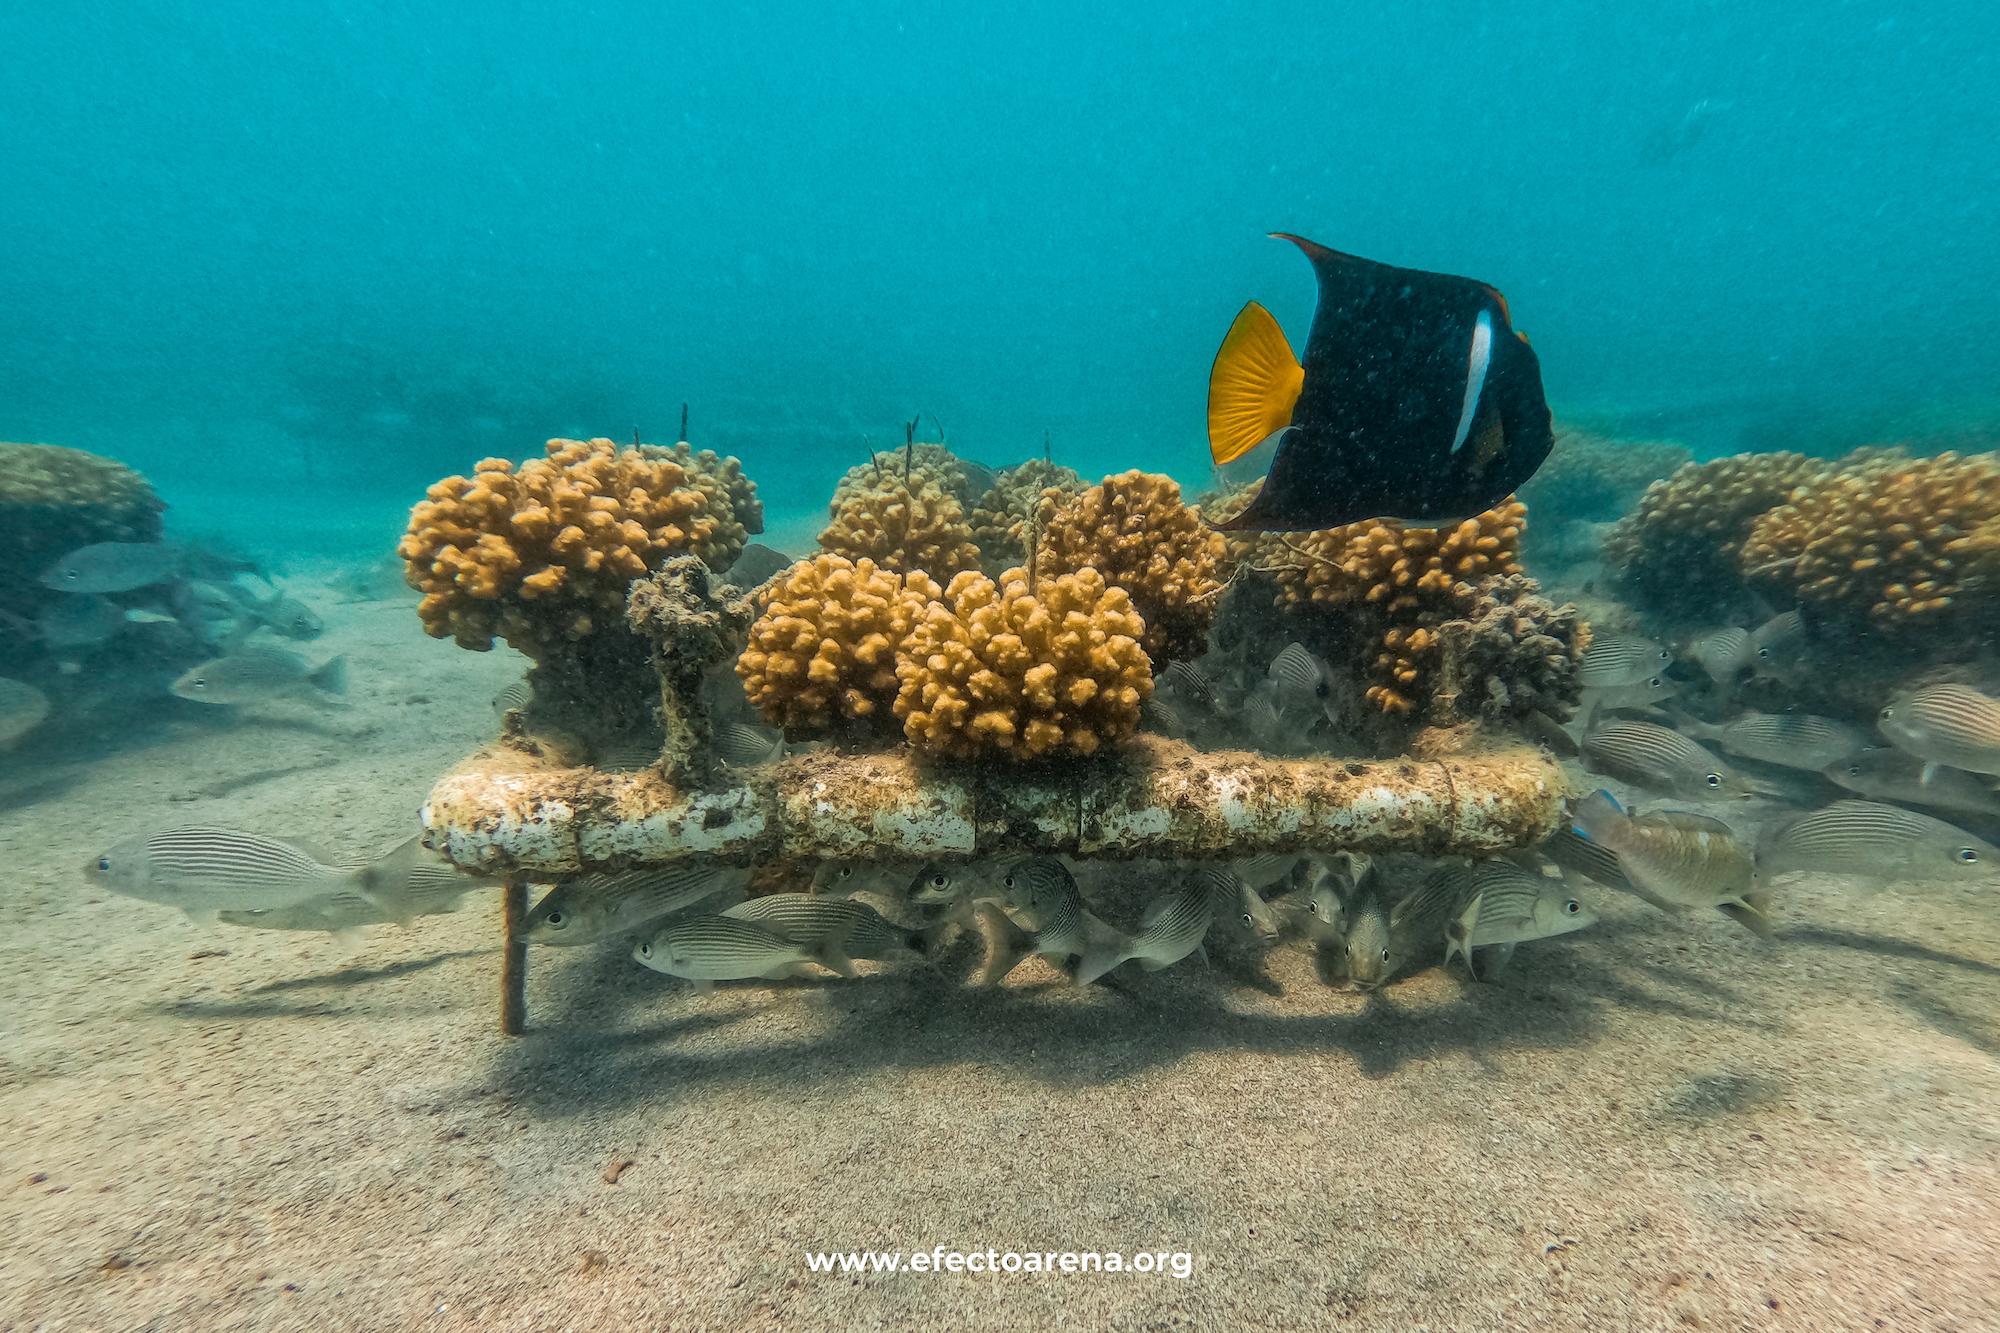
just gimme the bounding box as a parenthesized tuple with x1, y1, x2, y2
(1207, 234, 1554, 531)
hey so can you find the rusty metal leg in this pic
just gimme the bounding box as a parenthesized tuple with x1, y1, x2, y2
(501, 877, 528, 1035)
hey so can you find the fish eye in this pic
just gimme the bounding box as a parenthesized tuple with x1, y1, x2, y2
(191, 678, 206, 689)
(1380, 948, 1391, 963)
(1757, 647, 1772, 659)
(1705, 773, 1723, 788)
(1647, 676, 1663, 688)
(928, 873, 949, 890)
(1958, 848, 1980, 864)
(1241, 912, 1254, 927)
(1879, 706, 1894, 719)
(1846, 765, 1862, 777)
(96, 856, 111, 872)
(546, 910, 564, 927)
(1003, 873, 1016, 889)
(637, 942, 651, 958)
(1565, 899, 1581, 915)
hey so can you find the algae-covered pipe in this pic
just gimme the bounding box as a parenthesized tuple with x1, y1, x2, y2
(420, 735, 1566, 876)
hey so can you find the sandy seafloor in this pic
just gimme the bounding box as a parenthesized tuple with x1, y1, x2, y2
(3, 564, 1998, 1333)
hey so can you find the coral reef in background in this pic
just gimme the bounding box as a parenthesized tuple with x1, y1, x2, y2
(967, 459, 1084, 567)
(398, 437, 730, 657)
(1519, 428, 1693, 527)
(818, 473, 982, 579)
(893, 566, 1152, 761)
(1602, 452, 1831, 619)
(1037, 470, 1225, 666)
(1740, 450, 2000, 645)
(1262, 500, 1542, 715)
(0, 442, 165, 618)
(737, 554, 940, 736)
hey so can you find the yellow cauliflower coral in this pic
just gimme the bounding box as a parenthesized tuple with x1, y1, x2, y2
(1037, 470, 1225, 665)
(736, 554, 940, 733)
(819, 477, 982, 579)
(894, 566, 1153, 761)
(1741, 450, 2000, 635)
(398, 437, 723, 655)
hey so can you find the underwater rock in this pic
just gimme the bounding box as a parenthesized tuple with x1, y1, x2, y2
(0, 442, 165, 623)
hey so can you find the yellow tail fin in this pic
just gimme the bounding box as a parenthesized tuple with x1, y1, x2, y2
(1207, 301, 1304, 466)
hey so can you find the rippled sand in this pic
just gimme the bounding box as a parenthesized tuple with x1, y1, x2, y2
(4, 567, 1997, 1331)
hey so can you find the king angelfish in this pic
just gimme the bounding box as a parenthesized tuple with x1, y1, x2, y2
(1206, 234, 1554, 531)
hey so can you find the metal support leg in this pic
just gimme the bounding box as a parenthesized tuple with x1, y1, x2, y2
(501, 877, 528, 1035)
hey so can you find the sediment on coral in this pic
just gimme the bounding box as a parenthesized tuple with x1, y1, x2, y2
(817, 474, 982, 580)
(736, 554, 940, 738)
(967, 459, 1084, 568)
(626, 555, 754, 784)
(1739, 450, 2000, 648)
(893, 565, 1153, 761)
(1036, 470, 1225, 666)
(0, 442, 165, 619)
(1602, 452, 1830, 619)
(1430, 575, 1588, 726)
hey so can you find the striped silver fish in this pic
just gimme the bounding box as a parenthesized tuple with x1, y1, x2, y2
(722, 894, 921, 975)
(1541, 827, 1634, 895)
(597, 737, 665, 771)
(815, 860, 925, 899)
(1582, 673, 1683, 714)
(1298, 864, 1347, 944)
(715, 722, 785, 768)
(631, 914, 813, 983)
(1341, 870, 1460, 990)
(491, 678, 534, 718)
(1001, 858, 1091, 957)
(216, 836, 491, 937)
(1240, 679, 1288, 752)
(1582, 718, 1768, 800)
(1877, 684, 2000, 778)
(1748, 610, 1805, 676)
(1757, 800, 1999, 885)
(1233, 852, 1300, 890)
(1220, 868, 1284, 947)
(1162, 660, 1220, 712)
(1139, 695, 1188, 738)
(1268, 643, 1332, 715)
(1576, 633, 1674, 687)
(1570, 792, 1769, 935)
(1686, 626, 1753, 690)
(1443, 861, 1596, 974)
(1821, 747, 2000, 817)
(0, 677, 50, 748)
(524, 862, 748, 945)
(85, 827, 394, 920)
(1678, 710, 1874, 773)
(1076, 875, 1217, 984)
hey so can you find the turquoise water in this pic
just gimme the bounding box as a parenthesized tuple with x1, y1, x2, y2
(6, 4, 1999, 546)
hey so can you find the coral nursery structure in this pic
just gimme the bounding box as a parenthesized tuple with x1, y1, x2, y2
(0, 442, 164, 620)
(1036, 470, 1225, 666)
(967, 459, 1084, 567)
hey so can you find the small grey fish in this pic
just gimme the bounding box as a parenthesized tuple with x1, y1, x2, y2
(1581, 674, 1684, 714)
(1542, 827, 1635, 895)
(905, 862, 971, 905)
(1877, 684, 2000, 779)
(1233, 852, 1299, 890)
(0, 677, 51, 748)
(1225, 870, 1284, 947)
(1076, 875, 1216, 985)
(1162, 660, 1220, 713)
(1748, 609, 1805, 676)
(816, 859, 926, 900)
(1677, 710, 1874, 773)
(1576, 632, 1674, 688)
(491, 678, 534, 718)
(171, 647, 347, 706)
(1268, 642, 1332, 715)
(1757, 800, 1998, 885)
(723, 543, 795, 588)
(1443, 861, 1597, 975)
(39, 541, 183, 593)
(724, 894, 921, 975)
(716, 722, 786, 767)
(1295, 859, 1349, 944)
(524, 862, 747, 945)
(1821, 747, 2000, 817)
(1570, 792, 1769, 936)
(1582, 717, 1767, 800)
(597, 736, 665, 770)
(247, 590, 324, 640)
(996, 857, 1124, 976)
(1240, 678, 1289, 752)
(36, 595, 129, 648)
(632, 914, 813, 984)
(217, 837, 490, 937)
(85, 827, 411, 921)
(1139, 695, 1188, 738)
(1686, 626, 1753, 691)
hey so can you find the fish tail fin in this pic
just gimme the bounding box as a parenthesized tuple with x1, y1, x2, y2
(1075, 937, 1135, 986)
(1722, 888, 1776, 940)
(1207, 301, 1303, 466)
(1570, 789, 1625, 843)
(806, 941, 858, 978)
(309, 655, 349, 696)
(971, 901, 1031, 986)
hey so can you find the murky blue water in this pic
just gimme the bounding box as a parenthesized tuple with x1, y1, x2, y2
(5, 3, 1998, 548)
